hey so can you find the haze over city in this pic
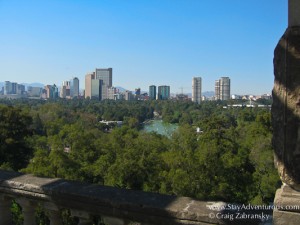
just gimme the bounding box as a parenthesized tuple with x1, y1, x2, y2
(0, 0, 287, 95)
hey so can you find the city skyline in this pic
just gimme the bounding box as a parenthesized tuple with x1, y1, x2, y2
(0, 0, 287, 95)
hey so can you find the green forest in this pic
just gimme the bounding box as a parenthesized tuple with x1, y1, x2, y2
(0, 98, 280, 224)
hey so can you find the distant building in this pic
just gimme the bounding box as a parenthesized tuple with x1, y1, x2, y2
(124, 90, 134, 101)
(2, 81, 25, 98)
(60, 81, 71, 99)
(114, 93, 124, 100)
(214, 80, 220, 100)
(85, 68, 112, 100)
(91, 79, 103, 100)
(27, 86, 42, 98)
(149, 85, 156, 100)
(70, 77, 79, 98)
(60, 78, 79, 99)
(215, 77, 230, 100)
(4, 81, 17, 95)
(95, 68, 112, 100)
(85, 72, 103, 100)
(17, 84, 25, 95)
(260, 94, 272, 100)
(108, 87, 117, 100)
(45, 84, 59, 99)
(135, 88, 141, 96)
(176, 94, 189, 101)
(85, 72, 95, 99)
(231, 94, 242, 100)
(157, 85, 170, 100)
(192, 77, 202, 104)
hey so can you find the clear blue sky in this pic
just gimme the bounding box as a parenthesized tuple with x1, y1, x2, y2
(0, 0, 287, 95)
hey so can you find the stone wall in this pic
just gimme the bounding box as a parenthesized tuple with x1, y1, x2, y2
(272, 27, 300, 190)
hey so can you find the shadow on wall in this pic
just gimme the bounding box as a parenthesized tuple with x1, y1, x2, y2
(272, 27, 300, 189)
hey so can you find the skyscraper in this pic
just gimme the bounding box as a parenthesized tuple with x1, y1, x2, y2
(215, 80, 220, 100)
(85, 72, 95, 99)
(45, 84, 58, 99)
(70, 77, 79, 98)
(4, 81, 17, 95)
(85, 72, 104, 100)
(192, 77, 202, 104)
(91, 79, 103, 100)
(157, 85, 170, 100)
(85, 68, 112, 100)
(215, 77, 230, 100)
(60, 81, 69, 98)
(95, 68, 112, 100)
(149, 85, 156, 100)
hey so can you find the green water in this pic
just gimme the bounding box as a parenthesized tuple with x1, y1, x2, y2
(143, 120, 178, 137)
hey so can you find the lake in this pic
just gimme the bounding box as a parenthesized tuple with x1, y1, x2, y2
(142, 120, 178, 138)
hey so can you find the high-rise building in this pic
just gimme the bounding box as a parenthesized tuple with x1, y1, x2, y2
(4, 81, 24, 96)
(85, 72, 95, 99)
(70, 77, 79, 98)
(215, 80, 220, 100)
(95, 68, 112, 100)
(60, 81, 71, 99)
(157, 85, 170, 100)
(192, 77, 202, 104)
(91, 79, 103, 100)
(4, 81, 17, 95)
(124, 90, 133, 101)
(108, 87, 117, 100)
(85, 68, 112, 100)
(149, 85, 156, 100)
(215, 77, 230, 100)
(45, 84, 58, 99)
(27, 86, 42, 97)
(16, 84, 25, 95)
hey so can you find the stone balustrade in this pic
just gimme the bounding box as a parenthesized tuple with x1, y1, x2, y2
(0, 170, 271, 225)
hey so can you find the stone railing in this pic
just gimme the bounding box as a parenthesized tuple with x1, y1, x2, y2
(0, 170, 271, 225)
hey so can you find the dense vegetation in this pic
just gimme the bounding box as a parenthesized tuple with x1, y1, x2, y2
(0, 98, 280, 223)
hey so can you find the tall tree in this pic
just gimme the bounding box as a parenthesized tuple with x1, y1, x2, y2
(0, 105, 33, 170)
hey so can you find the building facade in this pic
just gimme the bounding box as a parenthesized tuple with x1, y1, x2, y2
(60, 81, 71, 99)
(85, 72, 95, 99)
(192, 77, 202, 104)
(215, 77, 230, 100)
(70, 77, 79, 98)
(3, 81, 25, 97)
(91, 79, 103, 100)
(108, 87, 117, 100)
(45, 85, 59, 99)
(124, 90, 134, 101)
(85, 68, 112, 100)
(95, 68, 112, 100)
(27, 86, 42, 97)
(157, 85, 170, 100)
(149, 85, 156, 100)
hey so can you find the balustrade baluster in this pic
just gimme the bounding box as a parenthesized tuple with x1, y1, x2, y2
(71, 210, 92, 225)
(102, 216, 131, 225)
(17, 198, 37, 225)
(44, 202, 63, 225)
(0, 195, 12, 225)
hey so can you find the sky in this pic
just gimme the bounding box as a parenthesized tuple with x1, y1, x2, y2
(0, 0, 287, 95)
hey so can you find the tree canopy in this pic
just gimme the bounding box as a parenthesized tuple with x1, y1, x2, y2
(0, 98, 280, 207)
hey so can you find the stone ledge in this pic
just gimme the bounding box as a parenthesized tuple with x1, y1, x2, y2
(0, 170, 269, 225)
(273, 185, 300, 225)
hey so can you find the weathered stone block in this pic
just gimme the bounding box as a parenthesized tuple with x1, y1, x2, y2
(272, 27, 300, 190)
(273, 185, 300, 225)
